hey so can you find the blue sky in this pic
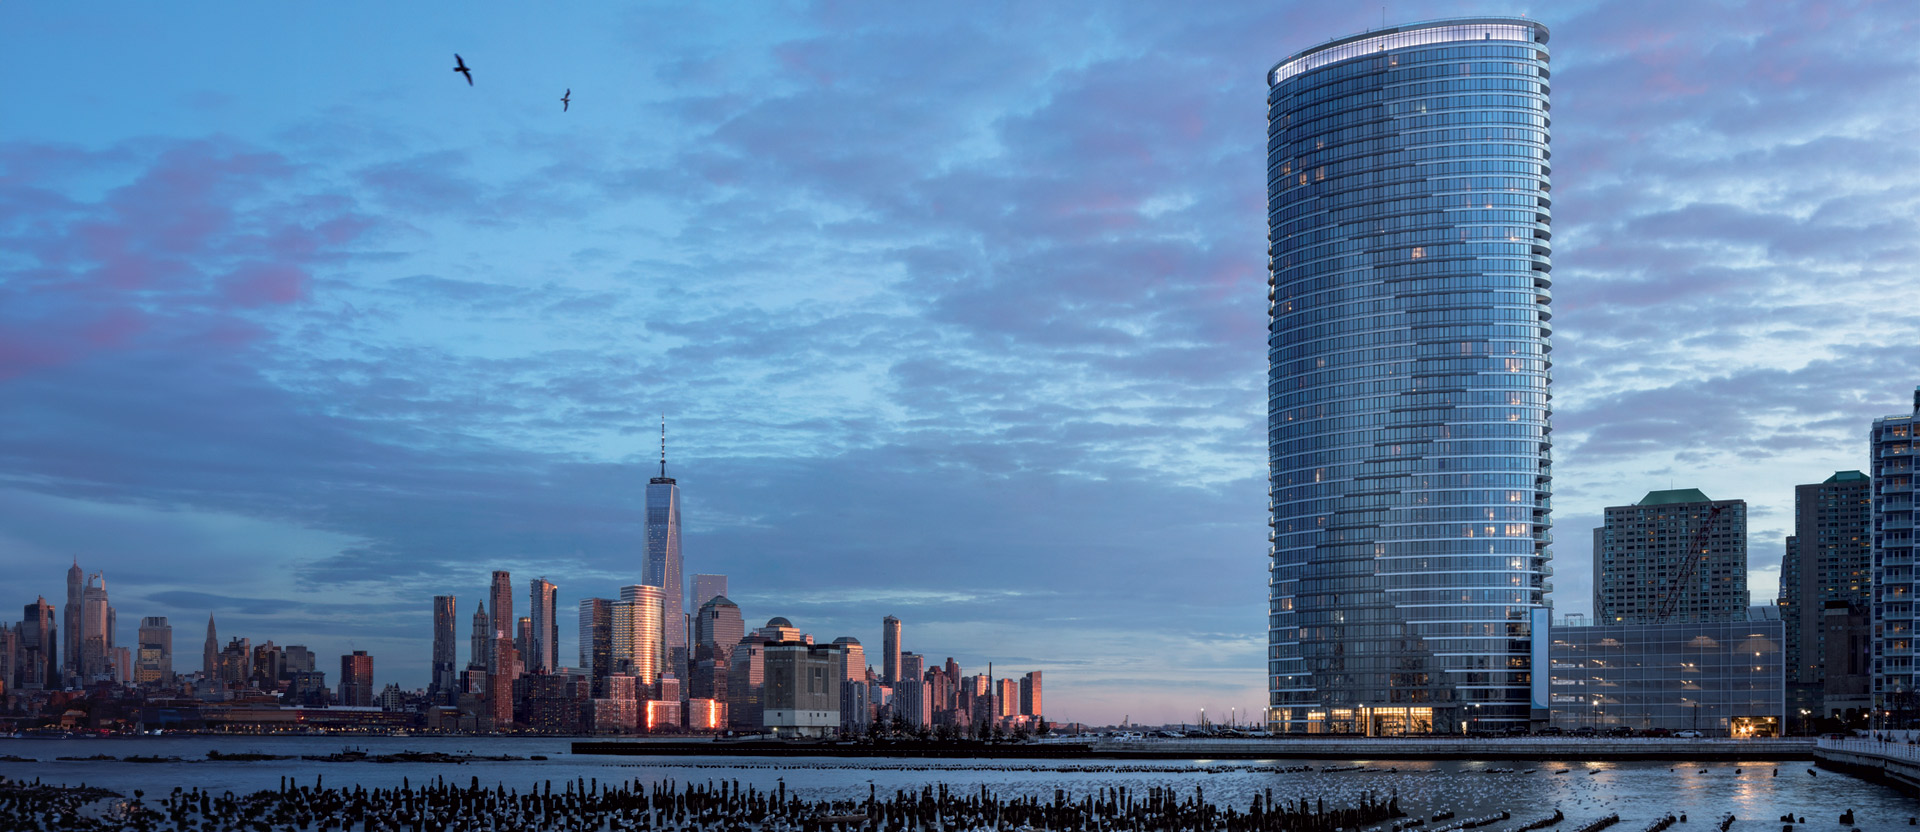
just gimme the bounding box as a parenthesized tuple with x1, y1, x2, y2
(3, 0, 1917, 724)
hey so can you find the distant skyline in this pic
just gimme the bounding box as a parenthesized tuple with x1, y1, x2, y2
(4, 1, 1920, 724)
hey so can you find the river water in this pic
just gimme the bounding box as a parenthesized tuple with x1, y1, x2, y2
(3, 736, 1917, 827)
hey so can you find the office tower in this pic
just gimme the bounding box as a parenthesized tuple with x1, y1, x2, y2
(881, 616, 901, 685)
(283, 645, 316, 674)
(64, 560, 82, 678)
(580, 598, 614, 689)
(1872, 386, 1919, 717)
(1593, 490, 1750, 624)
(727, 638, 767, 731)
(338, 651, 374, 706)
(1019, 671, 1042, 717)
(529, 578, 558, 674)
(647, 423, 686, 681)
(831, 637, 865, 681)
(489, 571, 513, 672)
(695, 596, 744, 663)
(203, 614, 217, 678)
(1265, 18, 1553, 736)
(252, 642, 285, 690)
(1779, 471, 1872, 720)
(20, 598, 57, 689)
(133, 617, 171, 686)
(996, 678, 1019, 718)
(468, 602, 490, 668)
(693, 575, 727, 609)
(613, 585, 666, 686)
(899, 653, 924, 687)
(287, 670, 330, 707)
(432, 595, 458, 700)
(217, 637, 251, 684)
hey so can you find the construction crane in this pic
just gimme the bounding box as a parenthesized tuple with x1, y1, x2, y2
(1654, 503, 1726, 623)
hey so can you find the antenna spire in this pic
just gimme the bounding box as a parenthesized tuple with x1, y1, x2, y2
(660, 415, 667, 478)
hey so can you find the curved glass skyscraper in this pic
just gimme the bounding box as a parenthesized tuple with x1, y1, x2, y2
(1266, 18, 1554, 734)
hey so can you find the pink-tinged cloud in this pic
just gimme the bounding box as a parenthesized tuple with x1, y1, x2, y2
(81, 307, 148, 348)
(224, 263, 309, 307)
(0, 140, 371, 379)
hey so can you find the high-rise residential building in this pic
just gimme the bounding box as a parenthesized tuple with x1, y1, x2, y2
(432, 595, 458, 700)
(694, 596, 744, 664)
(647, 424, 686, 682)
(19, 598, 57, 690)
(64, 560, 83, 679)
(613, 585, 666, 687)
(1265, 18, 1554, 736)
(515, 616, 533, 668)
(529, 578, 558, 674)
(693, 575, 728, 609)
(338, 651, 374, 706)
(1019, 671, 1042, 717)
(469, 602, 490, 671)
(1779, 471, 1872, 720)
(1872, 386, 1919, 719)
(135, 616, 172, 686)
(487, 637, 514, 728)
(489, 571, 513, 674)
(996, 678, 1019, 718)
(881, 616, 901, 685)
(202, 614, 217, 679)
(1594, 490, 1750, 624)
(0, 624, 16, 693)
(76, 572, 115, 682)
(831, 637, 865, 681)
(580, 598, 614, 689)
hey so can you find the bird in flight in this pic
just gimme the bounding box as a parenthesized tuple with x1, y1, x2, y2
(453, 54, 473, 86)
(561, 89, 571, 112)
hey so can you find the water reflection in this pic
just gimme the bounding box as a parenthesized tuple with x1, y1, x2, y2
(1, 738, 1915, 826)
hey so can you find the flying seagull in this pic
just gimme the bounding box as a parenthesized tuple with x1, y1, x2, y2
(453, 54, 472, 86)
(561, 88, 571, 112)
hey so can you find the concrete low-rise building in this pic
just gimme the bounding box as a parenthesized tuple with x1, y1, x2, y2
(1548, 609, 1784, 736)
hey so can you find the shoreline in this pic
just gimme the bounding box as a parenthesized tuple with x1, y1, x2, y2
(575, 737, 1818, 762)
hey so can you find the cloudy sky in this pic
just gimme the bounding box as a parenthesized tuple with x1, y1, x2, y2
(3, 0, 1917, 724)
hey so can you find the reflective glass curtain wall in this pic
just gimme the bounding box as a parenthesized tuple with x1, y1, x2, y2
(1266, 18, 1554, 734)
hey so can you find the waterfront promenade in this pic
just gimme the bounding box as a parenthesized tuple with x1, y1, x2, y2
(1816, 735, 1920, 794)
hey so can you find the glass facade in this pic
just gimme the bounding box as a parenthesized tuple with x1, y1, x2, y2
(1549, 615, 1784, 736)
(614, 584, 666, 687)
(1266, 17, 1554, 734)
(646, 475, 685, 681)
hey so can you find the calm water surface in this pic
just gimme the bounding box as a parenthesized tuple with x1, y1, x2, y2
(4, 736, 1917, 828)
